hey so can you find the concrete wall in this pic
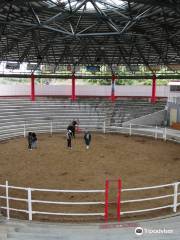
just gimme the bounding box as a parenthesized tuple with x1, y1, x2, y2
(0, 84, 168, 97)
(122, 110, 166, 126)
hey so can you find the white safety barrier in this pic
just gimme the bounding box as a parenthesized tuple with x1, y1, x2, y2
(0, 181, 105, 220)
(104, 123, 180, 143)
(0, 180, 180, 221)
(121, 182, 180, 216)
(0, 121, 179, 143)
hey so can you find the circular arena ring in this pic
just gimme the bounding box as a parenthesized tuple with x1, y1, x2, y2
(0, 122, 179, 222)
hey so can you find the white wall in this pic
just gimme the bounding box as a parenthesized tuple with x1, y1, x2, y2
(0, 84, 169, 97)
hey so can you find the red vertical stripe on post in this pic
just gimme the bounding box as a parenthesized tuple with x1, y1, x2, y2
(71, 74, 76, 101)
(151, 74, 156, 104)
(104, 179, 109, 222)
(117, 179, 122, 222)
(111, 74, 116, 102)
(31, 73, 35, 101)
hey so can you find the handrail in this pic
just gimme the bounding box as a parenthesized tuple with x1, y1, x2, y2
(122, 183, 174, 191)
(121, 194, 174, 203)
(121, 204, 174, 215)
(31, 200, 105, 205)
(32, 211, 104, 216)
(31, 188, 105, 193)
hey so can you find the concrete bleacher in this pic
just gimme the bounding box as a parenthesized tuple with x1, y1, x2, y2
(109, 99, 166, 126)
(0, 99, 112, 138)
(0, 98, 166, 139)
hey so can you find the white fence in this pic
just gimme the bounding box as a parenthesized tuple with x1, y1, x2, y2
(0, 181, 179, 221)
(0, 181, 105, 220)
(0, 122, 179, 221)
(0, 121, 180, 143)
(121, 182, 179, 216)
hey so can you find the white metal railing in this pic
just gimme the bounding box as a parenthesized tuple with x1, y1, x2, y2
(121, 182, 180, 216)
(0, 121, 179, 143)
(0, 122, 179, 221)
(0, 180, 180, 221)
(104, 123, 180, 143)
(0, 181, 105, 221)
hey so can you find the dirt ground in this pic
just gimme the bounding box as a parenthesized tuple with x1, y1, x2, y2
(0, 133, 179, 222)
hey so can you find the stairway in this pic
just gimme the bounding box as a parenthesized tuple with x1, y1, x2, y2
(0, 215, 180, 240)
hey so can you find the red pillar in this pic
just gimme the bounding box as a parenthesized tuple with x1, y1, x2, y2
(104, 179, 109, 222)
(71, 74, 76, 101)
(117, 179, 122, 222)
(151, 74, 156, 104)
(111, 74, 116, 102)
(31, 73, 35, 101)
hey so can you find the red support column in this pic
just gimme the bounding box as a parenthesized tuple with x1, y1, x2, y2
(117, 179, 122, 222)
(151, 74, 157, 104)
(104, 179, 109, 222)
(31, 73, 35, 102)
(71, 74, 76, 101)
(111, 74, 116, 102)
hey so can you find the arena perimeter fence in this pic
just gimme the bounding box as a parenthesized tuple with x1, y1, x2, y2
(0, 122, 179, 221)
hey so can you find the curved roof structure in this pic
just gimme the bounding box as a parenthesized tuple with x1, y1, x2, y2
(0, 0, 180, 67)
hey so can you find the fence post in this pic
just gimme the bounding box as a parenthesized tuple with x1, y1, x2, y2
(155, 125, 158, 139)
(117, 179, 122, 222)
(103, 121, 106, 134)
(5, 180, 10, 220)
(163, 127, 167, 141)
(24, 123, 26, 138)
(173, 183, 179, 213)
(129, 123, 132, 136)
(28, 188, 32, 221)
(50, 121, 53, 136)
(104, 179, 109, 222)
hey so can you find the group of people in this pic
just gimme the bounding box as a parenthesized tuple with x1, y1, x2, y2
(67, 121, 91, 149)
(27, 120, 91, 150)
(28, 132, 37, 150)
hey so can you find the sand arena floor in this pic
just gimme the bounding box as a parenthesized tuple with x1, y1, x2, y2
(0, 133, 179, 222)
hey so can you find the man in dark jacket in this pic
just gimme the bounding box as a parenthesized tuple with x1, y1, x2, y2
(28, 132, 33, 150)
(67, 120, 78, 138)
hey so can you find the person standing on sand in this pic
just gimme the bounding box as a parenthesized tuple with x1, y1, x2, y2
(28, 132, 33, 150)
(84, 131, 91, 149)
(67, 130, 72, 149)
(31, 132, 37, 149)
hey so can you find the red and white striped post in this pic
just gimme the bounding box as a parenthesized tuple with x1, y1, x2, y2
(71, 73, 76, 101)
(117, 179, 122, 222)
(31, 73, 35, 101)
(151, 74, 157, 104)
(111, 74, 116, 102)
(104, 179, 109, 222)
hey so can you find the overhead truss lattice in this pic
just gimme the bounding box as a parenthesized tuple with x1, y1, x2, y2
(0, 0, 180, 69)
